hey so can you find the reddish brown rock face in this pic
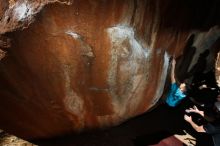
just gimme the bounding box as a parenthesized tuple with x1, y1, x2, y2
(0, 0, 8, 18)
(0, 0, 220, 140)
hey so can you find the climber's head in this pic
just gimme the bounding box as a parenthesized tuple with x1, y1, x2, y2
(180, 82, 187, 93)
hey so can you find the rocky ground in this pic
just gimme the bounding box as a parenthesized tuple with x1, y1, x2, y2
(0, 131, 36, 146)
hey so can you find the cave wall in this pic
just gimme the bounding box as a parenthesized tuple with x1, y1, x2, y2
(0, 0, 220, 140)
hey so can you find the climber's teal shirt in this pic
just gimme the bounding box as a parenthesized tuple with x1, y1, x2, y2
(166, 83, 186, 107)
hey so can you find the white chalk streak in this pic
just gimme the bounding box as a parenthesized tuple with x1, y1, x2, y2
(65, 31, 81, 39)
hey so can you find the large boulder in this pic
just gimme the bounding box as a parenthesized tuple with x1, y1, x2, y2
(0, 0, 220, 140)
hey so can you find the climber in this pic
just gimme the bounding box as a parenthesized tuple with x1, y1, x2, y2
(165, 58, 188, 107)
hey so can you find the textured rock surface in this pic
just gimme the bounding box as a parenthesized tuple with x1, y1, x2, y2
(0, 0, 220, 140)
